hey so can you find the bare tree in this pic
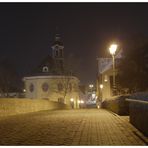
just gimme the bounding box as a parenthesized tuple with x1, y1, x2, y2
(56, 54, 80, 103)
(0, 59, 18, 97)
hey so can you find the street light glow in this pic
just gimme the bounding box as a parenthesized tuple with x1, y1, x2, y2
(109, 44, 117, 55)
(23, 89, 26, 92)
(100, 84, 103, 89)
(80, 100, 84, 104)
(109, 43, 118, 96)
(70, 98, 74, 102)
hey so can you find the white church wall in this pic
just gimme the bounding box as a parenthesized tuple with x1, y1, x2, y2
(23, 75, 80, 108)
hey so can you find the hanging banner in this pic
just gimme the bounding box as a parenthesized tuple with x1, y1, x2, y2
(97, 58, 112, 74)
(97, 50, 123, 74)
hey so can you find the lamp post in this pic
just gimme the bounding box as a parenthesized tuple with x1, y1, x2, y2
(109, 44, 117, 96)
(99, 84, 103, 102)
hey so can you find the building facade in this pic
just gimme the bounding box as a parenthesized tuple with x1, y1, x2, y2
(97, 50, 122, 101)
(23, 34, 80, 108)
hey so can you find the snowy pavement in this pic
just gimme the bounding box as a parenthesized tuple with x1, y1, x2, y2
(0, 109, 147, 146)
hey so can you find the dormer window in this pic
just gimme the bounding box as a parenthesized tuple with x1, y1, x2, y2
(42, 66, 49, 72)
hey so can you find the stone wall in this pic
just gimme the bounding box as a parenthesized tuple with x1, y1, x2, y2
(127, 99, 148, 136)
(102, 95, 129, 115)
(0, 98, 70, 117)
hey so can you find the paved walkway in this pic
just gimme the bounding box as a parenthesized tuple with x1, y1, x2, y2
(0, 109, 147, 145)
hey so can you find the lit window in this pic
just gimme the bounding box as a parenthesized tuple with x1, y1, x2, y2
(104, 75, 108, 82)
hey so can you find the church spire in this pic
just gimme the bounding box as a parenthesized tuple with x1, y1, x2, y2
(51, 32, 64, 73)
(52, 33, 64, 58)
(55, 26, 60, 41)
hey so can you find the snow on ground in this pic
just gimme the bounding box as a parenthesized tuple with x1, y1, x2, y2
(0, 109, 146, 146)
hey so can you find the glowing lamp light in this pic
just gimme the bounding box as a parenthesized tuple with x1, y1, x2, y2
(70, 98, 74, 102)
(100, 84, 103, 89)
(109, 44, 117, 55)
(23, 89, 26, 92)
(80, 100, 84, 104)
(97, 105, 100, 109)
(104, 75, 108, 82)
(78, 100, 81, 104)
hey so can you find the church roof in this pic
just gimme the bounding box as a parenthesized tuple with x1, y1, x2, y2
(26, 33, 75, 77)
(30, 55, 60, 76)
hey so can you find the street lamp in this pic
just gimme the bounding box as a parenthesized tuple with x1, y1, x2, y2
(99, 84, 103, 102)
(109, 44, 118, 96)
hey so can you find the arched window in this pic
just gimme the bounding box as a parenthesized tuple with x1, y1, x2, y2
(42, 83, 49, 92)
(42, 66, 49, 72)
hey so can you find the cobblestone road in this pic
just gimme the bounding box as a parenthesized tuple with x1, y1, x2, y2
(0, 109, 147, 146)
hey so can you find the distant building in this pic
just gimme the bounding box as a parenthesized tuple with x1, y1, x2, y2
(23, 34, 80, 108)
(97, 50, 122, 101)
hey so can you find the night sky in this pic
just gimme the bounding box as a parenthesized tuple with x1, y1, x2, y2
(1, 3, 148, 85)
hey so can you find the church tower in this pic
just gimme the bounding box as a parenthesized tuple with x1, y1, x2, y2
(51, 33, 64, 73)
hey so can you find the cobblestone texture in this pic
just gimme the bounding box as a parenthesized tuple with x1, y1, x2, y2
(0, 109, 147, 145)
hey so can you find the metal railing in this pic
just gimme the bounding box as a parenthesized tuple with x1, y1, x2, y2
(126, 98, 148, 104)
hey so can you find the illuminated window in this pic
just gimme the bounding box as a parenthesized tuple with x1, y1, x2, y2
(104, 75, 108, 82)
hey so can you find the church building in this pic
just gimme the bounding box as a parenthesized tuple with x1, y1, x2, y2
(23, 34, 80, 108)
